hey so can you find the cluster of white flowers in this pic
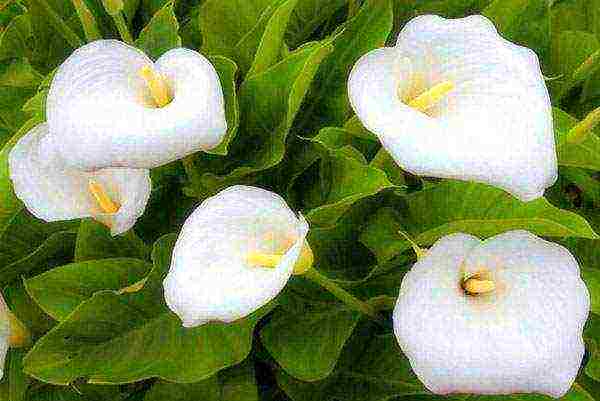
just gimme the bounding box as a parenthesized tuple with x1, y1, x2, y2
(5, 15, 590, 398)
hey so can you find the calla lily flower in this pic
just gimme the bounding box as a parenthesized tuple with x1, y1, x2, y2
(0, 292, 29, 379)
(163, 186, 312, 327)
(348, 15, 557, 202)
(45, 39, 227, 170)
(9, 123, 151, 235)
(393, 230, 589, 398)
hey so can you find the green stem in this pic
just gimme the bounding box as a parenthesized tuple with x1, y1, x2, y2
(303, 268, 382, 322)
(71, 0, 102, 42)
(112, 12, 133, 44)
(567, 106, 600, 144)
(32, 0, 84, 48)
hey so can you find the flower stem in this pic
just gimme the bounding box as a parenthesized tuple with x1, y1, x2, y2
(70, 0, 102, 42)
(567, 106, 600, 144)
(182, 155, 204, 197)
(303, 268, 382, 323)
(112, 12, 134, 44)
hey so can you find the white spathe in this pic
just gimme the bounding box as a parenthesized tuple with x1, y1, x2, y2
(393, 230, 589, 398)
(0, 294, 8, 380)
(348, 15, 557, 202)
(46, 39, 227, 170)
(9, 123, 151, 235)
(163, 186, 310, 327)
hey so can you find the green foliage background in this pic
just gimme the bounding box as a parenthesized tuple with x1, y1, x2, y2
(0, 0, 599, 399)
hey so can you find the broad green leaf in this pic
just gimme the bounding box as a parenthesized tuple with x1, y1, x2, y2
(0, 14, 33, 61)
(551, 0, 600, 40)
(74, 220, 149, 262)
(401, 181, 598, 240)
(25, 258, 152, 321)
(483, 0, 550, 67)
(192, 40, 333, 194)
(204, 56, 239, 156)
(554, 108, 600, 171)
(4, 281, 54, 338)
(582, 269, 600, 314)
(144, 362, 258, 401)
(561, 167, 600, 203)
(296, 0, 393, 134)
(261, 299, 360, 381)
(0, 230, 76, 288)
(308, 197, 380, 280)
(23, 234, 272, 385)
(369, 148, 406, 186)
(360, 181, 598, 262)
(199, 0, 274, 57)
(285, 0, 346, 48)
(0, 59, 42, 133)
(144, 377, 221, 401)
(0, 210, 77, 271)
(359, 207, 406, 263)
(278, 331, 426, 401)
(584, 313, 600, 382)
(26, 0, 82, 72)
(550, 30, 600, 98)
(239, 0, 298, 77)
(304, 139, 393, 227)
(135, 1, 181, 60)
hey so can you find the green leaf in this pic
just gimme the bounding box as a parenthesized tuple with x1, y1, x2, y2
(261, 298, 361, 381)
(360, 181, 598, 262)
(144, 362, 258, 401)
(135, 1, 181, 60)
(23, 234, 272, 385)
(0, 59, 42, 134)
(199, 0, 274, 57)
(554, 108, 600, 171)
(550, 30, 600, 98)
(74, 220, 149, 262)
(25, 257, 152, 321)
(6, 349, 29, 401)
(582, 269, 600, 315)
(0, 14, 33, 61)
(303, 136, 393, 227)
(193, 40, 333, 194)
(0, 209, 77, 270)
(359, 207, 407, 263)
(204, 56, 239, 156)
(285, 0, 347, 48)
(296, 0, 393, 134)
(483, 0, 550, 67)
(240, 0, 298, 77)
(278, 330, 426, 401)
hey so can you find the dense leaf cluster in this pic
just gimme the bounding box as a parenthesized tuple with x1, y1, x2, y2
(0, 0, 599, 400)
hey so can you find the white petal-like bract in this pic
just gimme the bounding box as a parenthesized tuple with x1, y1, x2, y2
(348, 15, 557, 201)
(393, 230, 590, 398)
(163, 186, 310, 327)
(9, 123, 151, 235)
(46, 40, 227, 170)
(0, 294, 9, 380)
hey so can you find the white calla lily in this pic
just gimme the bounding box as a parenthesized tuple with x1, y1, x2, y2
(393, 230, 589, 398)
(45, 39, 227, 170)
(0, 292, 29, 379)
(9, 123, 151, 235)
(163, 186, 312, 327)
(348, 15, 557, 202)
